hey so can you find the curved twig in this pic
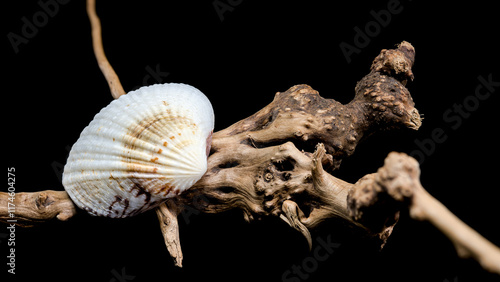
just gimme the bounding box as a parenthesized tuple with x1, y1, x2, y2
(347, 152, 500, 274)
(3, 1, 498, 276)
(87, 0, 126, 99)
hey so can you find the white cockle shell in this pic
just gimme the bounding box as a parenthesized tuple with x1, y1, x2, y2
(62, 83, 214, 218)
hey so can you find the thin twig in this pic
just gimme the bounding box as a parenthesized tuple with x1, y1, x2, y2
(348, 152, 500, 275)
(86, 0, 126, 99)
(156, 201, 183, 267)
(411, 180, 500, 274)
(86, 1, 179, 262)
(6, 3, 498, 274)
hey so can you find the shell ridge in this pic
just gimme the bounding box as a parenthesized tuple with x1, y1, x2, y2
(63, 83, 214, 217)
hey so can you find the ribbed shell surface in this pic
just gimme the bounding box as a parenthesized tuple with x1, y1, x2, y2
(63, 83, 214, 218)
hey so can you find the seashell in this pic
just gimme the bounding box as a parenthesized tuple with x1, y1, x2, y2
(62, 83, 214, 218)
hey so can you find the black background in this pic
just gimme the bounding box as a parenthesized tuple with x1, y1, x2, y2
(3, 1, 499, 281)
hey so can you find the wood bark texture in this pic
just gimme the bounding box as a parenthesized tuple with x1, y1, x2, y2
(1, 41, 420, 259)
(2, 7, 499, 273)
(157, 41, 421, 266)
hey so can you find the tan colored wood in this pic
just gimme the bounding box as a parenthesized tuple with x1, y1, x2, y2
(2, 0, 499, 275)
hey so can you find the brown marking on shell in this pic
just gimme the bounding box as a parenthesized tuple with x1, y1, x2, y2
(129, 180, 152, 204)
(83, 206, 97, 215)
(63, 83, 215, 218)
(108, 196, 130, 217)
(120, 112, 198, 203)
(159, 183, 175, 194)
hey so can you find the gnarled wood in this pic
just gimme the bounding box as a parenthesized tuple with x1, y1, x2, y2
(347, 152, 500, 274)
(3, 1, 499, 275)
(158, 42, 421, 265)
(0, 190, 76, 228)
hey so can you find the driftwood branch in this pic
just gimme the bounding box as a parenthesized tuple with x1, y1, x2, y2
(157, 41, 421, 264)
(155, 201, 183, 267)
(0, 191, 76, 228)
(347, 152, 500, 274)
(2, 0, 499, 276)
(86, 0, 125, 99)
